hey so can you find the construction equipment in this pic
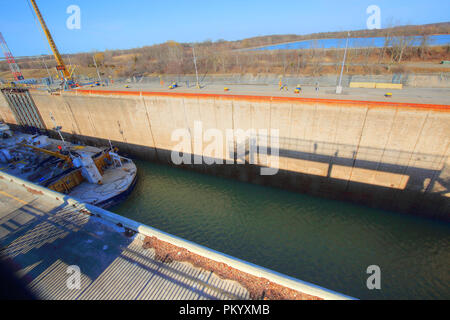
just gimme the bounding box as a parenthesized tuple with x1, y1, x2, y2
(0, 32, 25, 81)
(21, 143, 72, 164)
(29, 0, 75, 87)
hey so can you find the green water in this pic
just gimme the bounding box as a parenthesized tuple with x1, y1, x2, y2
(112, 160, 450, 300)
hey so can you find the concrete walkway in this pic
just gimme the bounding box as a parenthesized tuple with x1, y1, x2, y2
(88, 83, 450, 105)
(0, 179, 249, 300)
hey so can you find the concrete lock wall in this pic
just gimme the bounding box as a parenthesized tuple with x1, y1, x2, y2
(0, 89, 449, 220)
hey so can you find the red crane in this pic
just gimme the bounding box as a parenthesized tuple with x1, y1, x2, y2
(0, 32, 25, 81)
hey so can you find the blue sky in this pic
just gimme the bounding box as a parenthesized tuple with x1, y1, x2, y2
(0, 0, 449, 57)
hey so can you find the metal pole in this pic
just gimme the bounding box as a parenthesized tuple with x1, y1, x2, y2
(93, 55, 102, 82)
(50, 112, 73, 155)
(68, 56, 76, 79)
(336, 32, 350, 94)
(192, 46, 200, 88)
(50, 113, 65, 142)
(42, 57, 51, 78)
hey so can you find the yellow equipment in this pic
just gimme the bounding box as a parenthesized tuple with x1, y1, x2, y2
(29, 0, 71, 80)
(21, 143, 72, 164)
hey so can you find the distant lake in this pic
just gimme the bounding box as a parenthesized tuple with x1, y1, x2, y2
(251, 34, 450, 51)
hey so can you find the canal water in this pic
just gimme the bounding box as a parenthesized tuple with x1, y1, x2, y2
(112, 160, 450, 300)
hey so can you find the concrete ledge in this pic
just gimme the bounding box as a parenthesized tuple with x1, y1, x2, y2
(0, 170, 354, 300)
(350, 82, 403, 90)
(68, 88, 449, 112)
(349, 82, 376, 89)
(375, 83, 403, 90)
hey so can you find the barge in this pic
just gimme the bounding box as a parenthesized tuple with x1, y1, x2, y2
(0, 122, 137, 208)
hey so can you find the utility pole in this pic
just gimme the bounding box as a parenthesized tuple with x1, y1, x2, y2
(192, 45, 200, 89)
(336, 32, 350, 94)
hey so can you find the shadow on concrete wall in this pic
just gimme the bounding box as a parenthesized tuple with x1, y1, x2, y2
(6, 124, 449, 221)
(271, 136, 448, 220)
(275, 136, 446, 193)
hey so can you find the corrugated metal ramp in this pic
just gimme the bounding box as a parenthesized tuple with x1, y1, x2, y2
(0, 179, 249, 300)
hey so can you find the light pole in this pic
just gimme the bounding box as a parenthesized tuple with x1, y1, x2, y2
(336, 32, 350, 94)
(192, 45, 200, 89)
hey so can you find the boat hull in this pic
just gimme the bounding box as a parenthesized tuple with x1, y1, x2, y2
(97, 172, 138, 209)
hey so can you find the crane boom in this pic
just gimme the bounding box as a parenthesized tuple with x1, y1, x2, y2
(29, 0, 71, 80)
(0, 32, 25, 81)
(21, 143, 72, 164)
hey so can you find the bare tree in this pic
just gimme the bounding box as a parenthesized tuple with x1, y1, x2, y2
(418, 35, 430, 59)
(391, 36, 415, 63)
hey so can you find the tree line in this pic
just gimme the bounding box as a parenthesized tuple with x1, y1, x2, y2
(1, 23, 449, 79)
